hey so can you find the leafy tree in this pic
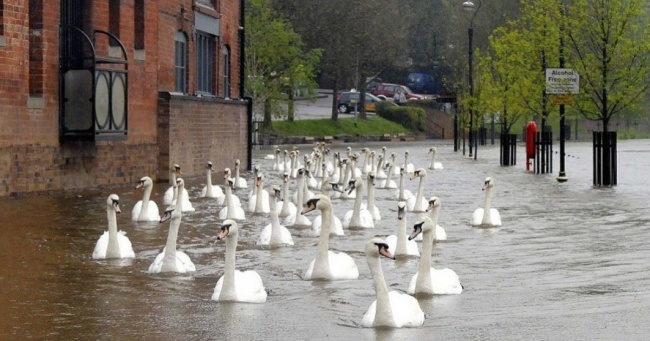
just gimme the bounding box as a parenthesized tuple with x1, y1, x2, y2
(245, 0, 321, 127)
(566, 0, 650, 132)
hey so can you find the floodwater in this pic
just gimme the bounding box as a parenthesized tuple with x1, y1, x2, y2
(1, 139, 649, 340)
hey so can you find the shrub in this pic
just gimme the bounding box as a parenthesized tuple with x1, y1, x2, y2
(376, 101, 426, 132)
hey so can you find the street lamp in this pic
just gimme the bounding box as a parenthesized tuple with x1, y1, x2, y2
(463, 1, 480, 159)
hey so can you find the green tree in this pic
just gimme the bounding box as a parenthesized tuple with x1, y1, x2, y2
(566, 0, 650, 132)
(245, 0, 321, 127)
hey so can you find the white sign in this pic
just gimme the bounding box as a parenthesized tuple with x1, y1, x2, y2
(545, 68, 579, 94)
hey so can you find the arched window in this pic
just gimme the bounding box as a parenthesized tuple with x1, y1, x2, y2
(222, 45, 231, 98)
(174, 31, 188, 93)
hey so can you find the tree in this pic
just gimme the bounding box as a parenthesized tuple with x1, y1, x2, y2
(566, 0, 650, 132)
(245, 0, 321, 127)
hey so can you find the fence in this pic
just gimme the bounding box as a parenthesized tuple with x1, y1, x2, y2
(593, 131, 617, 186)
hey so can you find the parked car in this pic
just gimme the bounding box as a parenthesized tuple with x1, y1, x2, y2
(371, 83, 424, 101)
(336, 91, 383, 113)
(406, 72, 438, 94)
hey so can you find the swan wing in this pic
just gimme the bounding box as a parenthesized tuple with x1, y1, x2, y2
(327, 251, 359, 280)
(92, 231, 109, 259)
(233, 270, 267, 303)
(388, 291, 425, 327)
(472, 208, 485, 226)
(431, 268, 463, 294)
(175, 251, 196, 273)
(117, 231, 136, 258)
(490, 209, 502, 226)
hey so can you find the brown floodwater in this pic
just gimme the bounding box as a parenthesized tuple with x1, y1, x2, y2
(1, 139, 649, 340)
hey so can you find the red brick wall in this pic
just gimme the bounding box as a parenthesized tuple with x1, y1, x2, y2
(157, 93, 249, 183)
(0, 0, 247, 197)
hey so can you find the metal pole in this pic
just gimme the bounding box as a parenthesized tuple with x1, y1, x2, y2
(557, 2, 567, 182)
(454, 113, 459, 151)
(468, 26, 474, 158)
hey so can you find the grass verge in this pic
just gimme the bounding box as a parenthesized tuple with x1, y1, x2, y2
(270, 116, 413, 137)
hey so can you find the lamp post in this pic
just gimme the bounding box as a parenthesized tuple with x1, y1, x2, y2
(463, 0, 480, 160)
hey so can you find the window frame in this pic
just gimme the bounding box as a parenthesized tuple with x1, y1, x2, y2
(174, 31, 188, 93)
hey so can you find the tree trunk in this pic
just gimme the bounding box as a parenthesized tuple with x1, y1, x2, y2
(287, 87, 295, 122)
(331, 76, 339, 121)
(263, 99, 272, 128)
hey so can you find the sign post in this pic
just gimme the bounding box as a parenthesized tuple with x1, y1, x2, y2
(546, 68, 579, 183)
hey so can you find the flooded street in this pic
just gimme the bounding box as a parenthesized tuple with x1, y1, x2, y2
(1, 139, 649, 340)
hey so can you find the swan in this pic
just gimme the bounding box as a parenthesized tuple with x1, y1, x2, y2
(218, 168, 241, 206)
(284, 168, 312, 227)
(428, 147, 443, 170)
(273, 148, 284, 172)
(390, 152, 400, 175)
(385, 202, 420, 258)
(148, 185, 196, 273)
(394, 167, 414, 201)
(219, 177, 246, 221)
(233, 159, 248, 189)
(406, 168, 428, 212)
(302, 195, 359, 280)
(264, 146, 278, 160)
(360, 148, 373, 175)
(93, 194, 135, 259)
(291, 168, 314, 204)
(407, 203, 463, 295)
(247, 165, 261, 201)
(361, 237, 425, 328)
(212, 220, 267, 303)
(170, 176, 195, 213)
(379, 161, 397, 189)
(163, 164, 183, 205)
(257, 187, 294, 246)
(363, 172, 381, 221)
(426, 196, 447, 241)
(131, 176, 161, 222)
(277, 172, 297, 218)
(375, 147, 388, 179)
(343, 177, 375, 229)
(311, 180, 344, 236)
(248, 172, 270, 214)
(200, 161, 224, 199)
(472, 177, 502, 227)
(402, 150, 415, 174)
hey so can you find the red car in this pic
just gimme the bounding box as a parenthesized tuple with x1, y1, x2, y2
(371, 83, 424, 101)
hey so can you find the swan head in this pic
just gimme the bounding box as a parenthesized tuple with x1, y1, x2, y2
(429, 147, 437, 154)
(217, 219, 238, 240)
(409, 216, 434, 240)
(159, 205, 179, 223)
(226, 178, 236, 189)
(207, 162, 214, 172)
(410, 168, 427, 180)
(172, 164, 183, 175)
(399, 166, 405, 175)
(235, 159, 241, 166)
(283, 172, 290, 182)
(256, 173, 265, 187)
(135, 176, 153, 189)
(223, 168, 232, 179)
(383, 162, 391, 170)
(107, 194, 121, 214)
(302, 194, 330, 215)
(271, 185, 282, 200)
(367, 172, 376, 186)
(405, 150, 410, 156)
(346, 177, 363, 194)
(176, 178, 185, 190)
(425, 196, 441, 213)
(482, 177, 494, 191)
(330, 183, 343, 193)
(365, 237, 395, 260)
(397, 201, 406, 220)
(382, 146, 387, 152)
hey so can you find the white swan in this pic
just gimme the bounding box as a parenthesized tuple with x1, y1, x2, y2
(284, 168, 312, 227)
(257, 187, 294, 246)
(277, 172, 297, 218)
(428, 147, 443, 170)
(361, 237, 425, 328)
(385, 202, 420, 258)
(219, 177, 246, 221)
(472, 177, 502, 227)
(407, 204, 463, 295)
(379, 161, 397, 189)
(406, 168, 428, 212)
(273, 148, 284, 172)
(394, 166, 414, 201)
(302, 195, 359, 280)
(426, 196, 447, 241)
(212, 220, 267, 303)
(93, 194, 135, 259)
(311, 180, 344, 236)
(233, 159, 248, 189)
(375, 147, 388, 179)
(363, 172, 381, 221)
(148, 183, 196, 273)
(218, 168, 241, 206)
(163, 164, 183, 205)
(402, 150, 415, 174)
(343, 177, 375, 229)
(201, 161, 224, 198)
(131, 176, 161, 222)
(247, 172, 270, 214)
(360, 148, 373, 175)
(170, 175, 195, 213)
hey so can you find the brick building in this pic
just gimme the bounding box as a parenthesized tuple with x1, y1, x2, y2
(0, 0, 250, 197)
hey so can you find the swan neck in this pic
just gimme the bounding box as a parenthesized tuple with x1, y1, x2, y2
(226, 183, 235, 214)
(414, 175, 426, 209)
(106, 205, 120, 256)
(351, 184, 363, 225)
(221, 233, 238, 300)
(367, 181, 375, 208)
(206, 169, 213, 196)
(368, 255, 394, 326)
(139, 184, 153, 220)
(162, 215, 181, 271)
(482, 187, 493, 224)
(396, 216, 408, 254)
(313, 205, 331, 278)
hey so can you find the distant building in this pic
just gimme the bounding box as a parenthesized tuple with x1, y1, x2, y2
(0, 0, 250, 197)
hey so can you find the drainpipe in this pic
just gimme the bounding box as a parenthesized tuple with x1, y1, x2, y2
(245, 96, 253, 171)
(239, 0, 245, 99)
